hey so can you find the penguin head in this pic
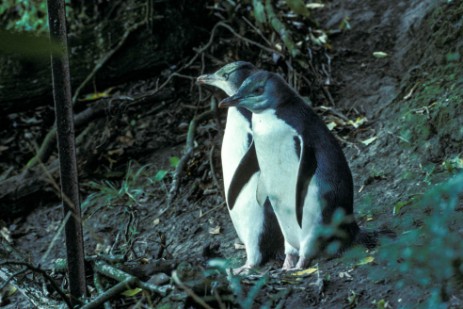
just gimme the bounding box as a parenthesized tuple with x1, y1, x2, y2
(219, 71, 288, 113)
(196, 61, 256, 96)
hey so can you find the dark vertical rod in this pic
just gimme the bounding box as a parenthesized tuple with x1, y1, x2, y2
(46, 0, 86, 305)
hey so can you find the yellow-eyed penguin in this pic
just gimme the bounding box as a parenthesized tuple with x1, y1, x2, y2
(196, 62, 284, 273)
(219, 70, 360, 270)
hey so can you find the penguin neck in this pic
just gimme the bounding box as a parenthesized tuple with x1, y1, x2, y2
(236, 106, 252, 123)
(274, 97, 319, 135)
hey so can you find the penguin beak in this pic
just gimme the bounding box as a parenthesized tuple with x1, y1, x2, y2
(196, 74, 211, 85)
(219, 95, 241, 108)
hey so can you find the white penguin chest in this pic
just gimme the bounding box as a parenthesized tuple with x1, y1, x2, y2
(252, 111, 300, 206)
(221, 108, 252, 196)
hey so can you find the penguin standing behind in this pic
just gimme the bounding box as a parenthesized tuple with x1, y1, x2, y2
(220, 70, 360, 270)
(196, 62, 284, 273)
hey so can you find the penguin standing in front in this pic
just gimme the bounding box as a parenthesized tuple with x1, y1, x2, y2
(220, 70, 360, 270)
(196, 62, 284, 273)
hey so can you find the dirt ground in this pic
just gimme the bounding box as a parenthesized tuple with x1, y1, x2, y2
(2, 0, 463, 308)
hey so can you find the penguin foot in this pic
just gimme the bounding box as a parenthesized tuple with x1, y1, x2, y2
(295, 256, 311, 269)
(281, 254, 298, 270)
(232, 264, 254, 275)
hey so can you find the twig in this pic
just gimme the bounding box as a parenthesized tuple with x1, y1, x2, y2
(93, 271, 113, 309)
(242, 16, 273, 48)
(171, 270, 214, 309)
(72, 20, 146, 104)
(0, 260, 72, 308)
(212, 21, 284, 57)
(81, 277, 135, 309)
(94, 260, 169, 296)
(25, 88, 173, 168)
(199, 202, 226, 218)
(208, 145, 222, 198)
(166, 109, 214, 208)
(0, 268, 28, 291)
(39, 211, 72, 265)
(265, 0, 300, 58)
(25, 19, 149, 169)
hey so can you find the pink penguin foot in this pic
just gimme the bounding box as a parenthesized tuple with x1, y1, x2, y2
(233, 264, 254, 275)
(281, 254, 298, 270)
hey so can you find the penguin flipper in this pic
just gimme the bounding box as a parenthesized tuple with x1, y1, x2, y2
(227, 140, 260, 210)
(295, 136, 317, 227)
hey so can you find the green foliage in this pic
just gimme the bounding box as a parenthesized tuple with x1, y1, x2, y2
(229, 275, 269, 309)
(0, 0, 73, 33)
(207, 259, 273, 309)
(1, 0, 49, 32)
(377, 172, 463, 305)
(82, 161, 149, 210)
(149, 156, 179, 183)
(83, 157, 179, 211)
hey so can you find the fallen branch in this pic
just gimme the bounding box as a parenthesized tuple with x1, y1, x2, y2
(81, 260, 171, 309)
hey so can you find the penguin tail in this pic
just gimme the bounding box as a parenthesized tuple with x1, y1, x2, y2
(354, 226, 396, 249)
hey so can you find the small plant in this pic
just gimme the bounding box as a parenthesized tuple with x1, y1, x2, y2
(377, 172, 463, 306)
(207, 258, 273, 309)
(82, 161, 150, 211)
(148, 156, 180, 183)
(83, 157, 180, 211)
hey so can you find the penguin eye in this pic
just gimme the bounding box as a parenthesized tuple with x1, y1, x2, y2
(223, 72, 230, 80)
(253, 86, 264, 95)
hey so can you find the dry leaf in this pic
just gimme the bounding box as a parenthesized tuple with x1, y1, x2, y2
(291, 267, 318, 277)
(0, 227, 12, 243)
(348, 116, 368, 128)
(122, 288, 143, 297)
(306, 3, 325, 9)
(153, 218, 160, 225)
(326, 122, 337, 131)
(234, 243, 246, 250)
(339, 271, 353, 279)
(209, 226, 221, 235)
(361, 136, 378, 146)
(356, 256, 375, 266)
(373, 51, 388, 58)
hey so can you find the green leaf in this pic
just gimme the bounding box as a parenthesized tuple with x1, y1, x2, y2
(169, 156, 180, 168)
(154, 170, 168, 182)
(373, 51, 388, 58)
(393, 199, 413, 216)
(121, 287, 143, 297)
(356, 256, 375, 266)
(446, 52, 460, 62)
(252, 0, 267, 25)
